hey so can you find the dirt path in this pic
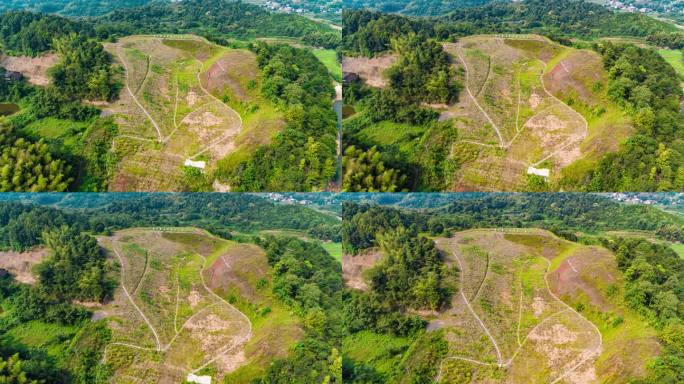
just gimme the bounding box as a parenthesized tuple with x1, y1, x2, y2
(191, 245, 252, 374)
(133, 55, 151, 96)
(130, 250, 149, 296)
(452, 250, 504, 366)
(186, 58, 243, 161)
(102, 230, 253, 379)
(449, 40, 588, 177)
(470, 251, 490, 302)
(530, 59, 588, 168)
(475, 56, 492, 98)
(454, 48, 505, 148)
(111, 244, 162, 350)
(116, 51, 164, 142)
(542, 257, 602, 384)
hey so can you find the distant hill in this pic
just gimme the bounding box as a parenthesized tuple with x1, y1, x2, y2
(345, 0, 497, 16)
(0, 0, 154, 16)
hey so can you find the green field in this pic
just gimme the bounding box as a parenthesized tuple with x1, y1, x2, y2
(658, 49, 684, 80)
(313, 49, 342, 82)
(670, 243, 684, 259)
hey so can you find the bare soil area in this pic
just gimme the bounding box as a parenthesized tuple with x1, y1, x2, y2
(0, 53, 59, 86)
(0, 248, 47, 283)
(204, 50, 257, 101)
(342, 248, 383, 291)
(342, 54, 397, 88)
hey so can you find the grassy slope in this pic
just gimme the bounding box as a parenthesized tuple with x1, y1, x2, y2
(312, 49, 342, 82)
(344, 229, 662, 383)
(658, 49, 684, 80)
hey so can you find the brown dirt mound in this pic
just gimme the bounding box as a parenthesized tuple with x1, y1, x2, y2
(544, 50, 603, 106)
(204, 243, 267, 302)
(342, 54, 397, 88)
(342, 249, 383, 291)
(0, 53, 59, 86)
(0, 248, 47, 284)
(548, 247, 615, 312)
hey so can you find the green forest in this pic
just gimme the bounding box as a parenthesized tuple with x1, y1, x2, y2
(218, 42, 339, 191)
(0, 0, 153, 17)
(346, 0, 493, 17)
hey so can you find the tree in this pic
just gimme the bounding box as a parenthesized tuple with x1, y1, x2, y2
(0, 354, 40, 384)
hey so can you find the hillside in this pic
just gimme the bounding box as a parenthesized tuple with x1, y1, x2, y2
(0, 194, 344, 384)
(0, 1, 342, 192)
(342, 2, 684, 192)
(345, 0, 495, 16)
(0, 0, 152, 16)
(341, 197, 684, 383)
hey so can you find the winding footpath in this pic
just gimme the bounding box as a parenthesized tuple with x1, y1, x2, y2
(436, 237, 603, 383)
(116, 51, 163, 143)
(100, 230, 253, 379)
(454, 49, 505, 148)
(451, 41, 589, 176)
(114, 37, 244, 169)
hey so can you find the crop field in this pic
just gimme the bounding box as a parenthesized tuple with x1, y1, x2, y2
(96, 227, 300, 383)
(103, 35, 284, 191)
(427, 228, 657, 383)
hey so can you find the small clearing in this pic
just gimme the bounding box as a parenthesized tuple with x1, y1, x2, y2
(0, 53, 60, 86)
(342, 248, 383, 291)
(342, 54, 398, 88)
(0, 248, 48, 284)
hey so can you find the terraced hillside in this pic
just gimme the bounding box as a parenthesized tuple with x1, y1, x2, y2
(97, 227, 301, 383)
(103, 35, 284, 191)
(343, 228, 662, 383)
(345, 34, 633, 191)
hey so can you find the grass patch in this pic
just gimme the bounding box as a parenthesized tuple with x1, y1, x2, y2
(312, 49, 341, 82)
(658, 49, 684, 80)
(356, 120, 426, 147)
(343, 330, 413, 377)
(669, 243, 684, 259)
(320, 241, 342, 262)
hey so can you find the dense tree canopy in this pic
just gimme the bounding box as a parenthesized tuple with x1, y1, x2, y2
(36, 226, 114, 302)
(221, 42, 338, 191)
(574, 43, 684, 191)
(0, 126, 73, 192)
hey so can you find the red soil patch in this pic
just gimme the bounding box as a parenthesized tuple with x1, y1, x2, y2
(544, 50, 603, 106)
(342, 249, 383, 291)
(203, 244, 267, 302)
(548, 247, 615, 312)
(204, 50, 257, 102)
(0, 248, 47, 284)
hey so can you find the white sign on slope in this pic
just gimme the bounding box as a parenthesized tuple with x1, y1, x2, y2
(186, 373, 211, 384)
(527, 166, 550, 178)
(184, 159, 206, 169)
